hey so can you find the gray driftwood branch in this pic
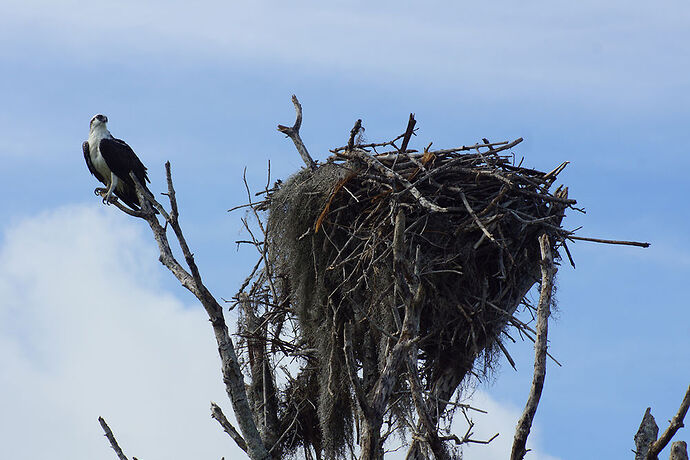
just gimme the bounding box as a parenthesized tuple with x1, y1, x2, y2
(277, 95, 316, 170)
(128, 166, 270, 460)
(211, 402, 248, 454)
(510, 233, 555, 460)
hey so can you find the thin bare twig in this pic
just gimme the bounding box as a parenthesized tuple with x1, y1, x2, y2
(567, 235, 650, 248)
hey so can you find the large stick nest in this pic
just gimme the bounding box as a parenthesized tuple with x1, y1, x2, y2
(243, 125, 575, 458)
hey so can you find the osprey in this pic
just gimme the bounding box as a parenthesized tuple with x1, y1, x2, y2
(82, 114, 153, 210)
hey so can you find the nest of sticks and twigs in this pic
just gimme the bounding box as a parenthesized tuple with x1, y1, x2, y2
(235, 114, 582, 459)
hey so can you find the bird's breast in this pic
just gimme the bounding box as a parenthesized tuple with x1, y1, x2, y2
(88, 137, 112, 184)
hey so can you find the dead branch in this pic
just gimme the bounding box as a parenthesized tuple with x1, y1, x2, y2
(339, 147, 448, 213)
(129, 165, 270, 460)
(211, 402, 248, 454)
(98, 416, 130, 460)
(511, 233, 555, 460)
(635, 408, 659, 460)
(347, 119, 363, 152)
(277, 95, 316, 170)
(567, 235, 651, 248)
(670, 442, 689, 460)
(399, 113, 417, 154)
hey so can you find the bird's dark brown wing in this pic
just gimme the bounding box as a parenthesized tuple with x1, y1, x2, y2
(99, 137, 151, 210)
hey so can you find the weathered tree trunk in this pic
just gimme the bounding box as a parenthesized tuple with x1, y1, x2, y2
(670, 442, 688, 460)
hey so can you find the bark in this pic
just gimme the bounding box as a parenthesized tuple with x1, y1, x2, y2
(670, 442, 688, 460)
(635, 408, 659, 460)
(510, 234, 555, 460)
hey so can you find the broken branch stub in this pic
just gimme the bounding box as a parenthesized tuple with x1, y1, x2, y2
(277, 95, 316, 170)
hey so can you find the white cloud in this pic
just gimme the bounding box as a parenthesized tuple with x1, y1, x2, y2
(384, 388, 560, 460)
(0, 204, 560, 460)
(459, 390, 561, 460)
(0, 205, 242, 459)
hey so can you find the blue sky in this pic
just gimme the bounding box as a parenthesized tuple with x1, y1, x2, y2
(0, 1, 688, 459)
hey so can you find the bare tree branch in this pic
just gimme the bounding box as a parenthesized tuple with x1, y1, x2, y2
(567, 235, 650, 248)
(211, 402, 248, 454)
(277, 95, 316, 170)
(511, 233, 555, 460)
(129, 164, 270, 460)
(398, 113, 416, 154)
(98, 417, 130, 460)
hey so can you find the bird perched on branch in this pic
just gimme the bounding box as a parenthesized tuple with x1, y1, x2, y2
(82, 114, 153, 211)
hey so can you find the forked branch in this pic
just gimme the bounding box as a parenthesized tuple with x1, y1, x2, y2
(277, 95, 316, 170)
(128, 165, 269, 460)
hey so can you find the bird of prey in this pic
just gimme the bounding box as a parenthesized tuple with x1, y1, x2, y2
(82, 114, 153, 210)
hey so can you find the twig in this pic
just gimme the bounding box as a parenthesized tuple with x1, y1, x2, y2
(543, 161, 569, 180)
(567, 235, 650, 248)
(341, 147, 448, 213)
(98, 417, 130, 460)
(330, 131, 409, 153)
(459, 190, 500, 248)
(511, 233, 555, 460)
(211, 402, 248, 453)
(277, 95, 316, 170)
(495, 337, 517, 371)
(440, 432, 499, 445)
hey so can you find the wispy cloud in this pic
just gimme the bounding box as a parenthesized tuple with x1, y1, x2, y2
(2, 1, 689, 103)
(0, 205, 236, 459)
(458, 390, 561, 460)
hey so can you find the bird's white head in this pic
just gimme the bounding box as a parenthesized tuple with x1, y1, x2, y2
(89, 114, 109, 133)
